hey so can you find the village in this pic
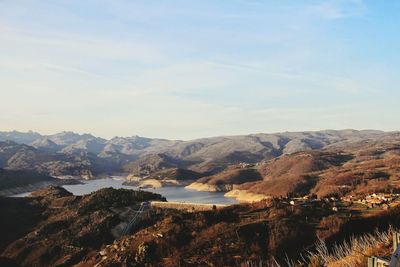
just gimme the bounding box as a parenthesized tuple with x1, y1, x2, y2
(282, 192, 400, 213)
(342, 193, 400, 209)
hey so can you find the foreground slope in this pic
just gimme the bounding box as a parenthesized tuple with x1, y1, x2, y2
(0, 187, 165, 266)
(3, 186, 400, 266)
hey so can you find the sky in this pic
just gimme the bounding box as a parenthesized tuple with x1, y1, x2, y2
(0, 0, 399, 140)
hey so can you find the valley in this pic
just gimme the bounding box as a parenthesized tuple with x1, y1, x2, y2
(1, 129, 400, 266)
(2, 1, 398, 265)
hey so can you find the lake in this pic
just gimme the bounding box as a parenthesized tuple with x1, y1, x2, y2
(15, 178, 238, 205)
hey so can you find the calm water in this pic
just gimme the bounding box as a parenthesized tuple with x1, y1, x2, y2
(15, 178, 238, 205)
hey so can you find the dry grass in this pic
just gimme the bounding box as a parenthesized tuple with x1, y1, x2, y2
(286, 227, 395, 267)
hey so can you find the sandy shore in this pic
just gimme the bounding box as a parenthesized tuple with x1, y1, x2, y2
(185, 182, 233, 192)
(224, 189, 270, 203)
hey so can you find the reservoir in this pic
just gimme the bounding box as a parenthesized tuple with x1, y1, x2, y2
(15, 178, 238, 205)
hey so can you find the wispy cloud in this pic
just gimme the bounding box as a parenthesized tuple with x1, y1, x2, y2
(0, 0, 398, 139)
(309, 0, 367, 19)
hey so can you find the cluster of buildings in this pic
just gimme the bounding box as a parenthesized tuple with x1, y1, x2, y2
(342, 193, 400, 209)
(283, 193, 400, 212)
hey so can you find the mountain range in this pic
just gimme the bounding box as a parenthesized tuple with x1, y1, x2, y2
(1, 129, 400, 200)
(0, 129, 391, 173)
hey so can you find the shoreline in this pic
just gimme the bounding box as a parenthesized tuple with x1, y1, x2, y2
(0, 179, 82, 197)
(124, 178, 194, 189)
(185, 182, 271, 203)
(4, 176, 241, 205)
(224, 189, 271, 203)
(185, 182, 234, 192)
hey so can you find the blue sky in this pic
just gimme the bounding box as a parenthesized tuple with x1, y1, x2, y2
(0, 0, 399, 140)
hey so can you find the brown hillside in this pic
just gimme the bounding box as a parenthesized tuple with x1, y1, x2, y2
(312, 153, 400, 198)
(197, 165, 262, 185)
(234, 137, 400, 199)
(238, 151, 352, 197)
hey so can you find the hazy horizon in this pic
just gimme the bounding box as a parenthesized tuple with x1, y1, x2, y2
(1, 1, 399, 139)
(1, 127, 397, 141)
